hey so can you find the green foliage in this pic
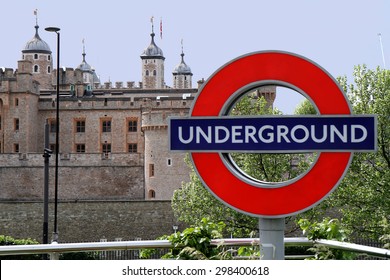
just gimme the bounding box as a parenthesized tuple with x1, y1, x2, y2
(294, 98, 317, 115)
(298, 218, 349, 241)
(141, 219, 266, 260)
(172, 155, 259, 236)
(0, 235, 39, 246)
(328, 65, 390, 240)
(0, 235, 97, 260)
(298, 218, 355, 260)
(379, 217, 390, 249)
(164, 218, 229, 260)
(0, 235, 41, 260)
(236, 236, 260, 260)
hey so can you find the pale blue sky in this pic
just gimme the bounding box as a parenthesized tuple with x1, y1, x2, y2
(1, 0, 388, 113)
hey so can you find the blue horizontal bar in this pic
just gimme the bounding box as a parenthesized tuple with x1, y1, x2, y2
(169, 115, 376, 152)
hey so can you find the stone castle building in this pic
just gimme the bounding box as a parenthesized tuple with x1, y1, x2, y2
(0, 20, 198, 204)
(0, 18, 276, 242)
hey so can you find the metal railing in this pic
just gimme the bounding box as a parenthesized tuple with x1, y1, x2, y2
(0, 237, 389, 260)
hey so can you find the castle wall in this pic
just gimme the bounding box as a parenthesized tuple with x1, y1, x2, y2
(0, 200, 175, 242)
(0, 153, 144, 201)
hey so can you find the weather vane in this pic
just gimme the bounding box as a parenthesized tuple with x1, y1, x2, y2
(34, 9, 38, 25)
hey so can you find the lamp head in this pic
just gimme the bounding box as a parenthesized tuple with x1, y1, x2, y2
(45, 27, 60, 33)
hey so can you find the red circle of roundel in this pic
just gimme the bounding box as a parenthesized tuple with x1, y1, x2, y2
(191, 51, 352, 218)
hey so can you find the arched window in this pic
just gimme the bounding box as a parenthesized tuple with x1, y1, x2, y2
(145, 70, 149, 76)
(34, 65, 39, 73)
(34, 54, 38, 60)
(148, 190, 156, 199)
(47, 66, 51, 74)
(153, 70, 157, 76)
(48, 55, 51, 61)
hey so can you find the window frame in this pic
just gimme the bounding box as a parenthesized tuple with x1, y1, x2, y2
(128, 119, 138, 132)
(102, 119, 112, 133)
(75, 119, 86, 133)
(128, 143, 137, 153)
(75, 144, 86, 153)
(149, 163, 155, 177)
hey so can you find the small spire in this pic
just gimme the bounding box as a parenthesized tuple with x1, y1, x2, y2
(150, 16, 154, 34)
(34, 9, 38, 26)
(82, 38, 86, 62)
(33, 9, 40, 37)
(180, 39, 185, 62)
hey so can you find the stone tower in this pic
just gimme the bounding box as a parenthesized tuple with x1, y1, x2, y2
(76, 41, 101, 92)
(172, 42, 193, 89)
(142, 109, 191, 200)
(140, 21, 165, 89)
(21, 22, 53, 90)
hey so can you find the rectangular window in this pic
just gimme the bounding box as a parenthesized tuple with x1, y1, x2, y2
(128, 119, 138, 132)
(149, 163, 155, 177)
(128, 143, 137, 153)
(49, 119, 57, 133)
(167, 158, 172, 166)
(102, 143, 111, 154)
(76, 144, 85, 153)
(14, 118, 19, 131)
(102, 120, 111, 132)
(14, 143, 19, 153)
(76, 120, 86, 133)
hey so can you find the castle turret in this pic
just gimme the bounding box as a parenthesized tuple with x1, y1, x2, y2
(76, 40, 100, 93)
(140, 19, 165, 89)
(172, 41, 192, 89)
(21, 22, 53, 90)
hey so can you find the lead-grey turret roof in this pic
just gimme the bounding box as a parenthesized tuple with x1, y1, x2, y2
(141, 32, 164, 59)
(173, 52, 192, 75)
(23, 25, 51, 54)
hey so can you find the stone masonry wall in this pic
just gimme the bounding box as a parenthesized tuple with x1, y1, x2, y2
(0, 200, 176, 242)
(0, 153, 145, 201)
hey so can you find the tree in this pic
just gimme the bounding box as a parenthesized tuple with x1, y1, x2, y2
(172, 155, 258, 236)
(327, 66, 390, 240)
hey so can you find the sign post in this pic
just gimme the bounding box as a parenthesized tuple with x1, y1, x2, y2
(169, 51, 377, 259)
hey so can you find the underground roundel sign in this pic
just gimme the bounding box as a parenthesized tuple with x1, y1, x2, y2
(169, 51, 377, 218)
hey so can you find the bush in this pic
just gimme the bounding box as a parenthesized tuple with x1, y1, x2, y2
(298, 218, 356, 260)
(0, 235, 41, 260)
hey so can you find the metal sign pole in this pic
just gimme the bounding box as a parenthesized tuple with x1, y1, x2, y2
(259, 218, 285, 260)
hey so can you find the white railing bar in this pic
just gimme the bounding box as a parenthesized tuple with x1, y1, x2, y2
(0, 240, 172, 256)
(315, 239, 390, 258)
(0, 238, 311, 256)
(0, 237, 388, 259)
(211, 237, 312, 247)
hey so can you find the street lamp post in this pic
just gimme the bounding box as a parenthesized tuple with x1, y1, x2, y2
(45, 27, 60, 243)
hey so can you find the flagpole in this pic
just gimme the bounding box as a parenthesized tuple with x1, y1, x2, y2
(160, 17, 163, 39)
(378, 33, 386, 68)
